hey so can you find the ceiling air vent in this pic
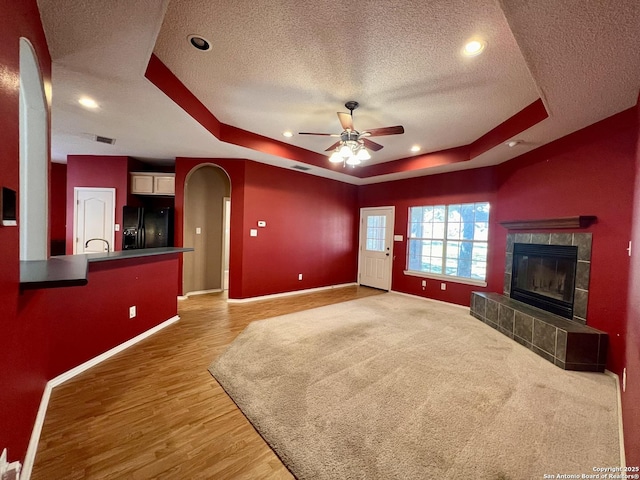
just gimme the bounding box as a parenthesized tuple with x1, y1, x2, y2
(95, 135, 116, 145)
(291, 165, 311, 171)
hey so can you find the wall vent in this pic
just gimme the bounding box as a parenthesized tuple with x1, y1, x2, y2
(291, 164, 311, 171)
(95, 135, 116, 145)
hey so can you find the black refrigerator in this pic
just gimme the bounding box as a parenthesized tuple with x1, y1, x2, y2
(122, 206, 173, 249)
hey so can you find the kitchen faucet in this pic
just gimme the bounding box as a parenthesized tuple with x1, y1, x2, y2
(85, 238, 110, 252)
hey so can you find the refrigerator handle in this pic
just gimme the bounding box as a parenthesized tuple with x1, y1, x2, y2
(141, 227, 146, 249)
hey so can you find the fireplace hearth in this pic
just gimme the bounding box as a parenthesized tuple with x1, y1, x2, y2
(510, 243, 578, 319)
(469, 230, 604, 371)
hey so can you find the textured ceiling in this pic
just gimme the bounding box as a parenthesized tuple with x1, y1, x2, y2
(37, 0, 640, 184)
(153, 0, 539, 165)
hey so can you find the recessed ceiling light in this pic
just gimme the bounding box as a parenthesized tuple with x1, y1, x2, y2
(463, 39, 486, 57)
(188, 34, 211, 51)
(78, 97, 99, 109)
(410, 145, 421, 153)
(282, 131, 293, 138)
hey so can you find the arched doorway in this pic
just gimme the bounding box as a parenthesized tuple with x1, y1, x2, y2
(183, 164, 231, 295)
(19, 37, 49, 261)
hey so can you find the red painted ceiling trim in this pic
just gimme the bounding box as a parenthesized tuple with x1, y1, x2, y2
(469, 98, 549, 159)
(145, 54, 548, 179)
(145, 54, 222, 138)
(219, 124, 338, 169)
(146, 54, 344, 173)
(354, 146, 471, 178)
(352, 99, 547, 178)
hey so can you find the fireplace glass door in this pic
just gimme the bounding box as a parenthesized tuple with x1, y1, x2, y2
(511, 243, 578, 319)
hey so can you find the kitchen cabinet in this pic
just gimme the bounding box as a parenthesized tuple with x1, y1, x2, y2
(130, 173, 175, 196)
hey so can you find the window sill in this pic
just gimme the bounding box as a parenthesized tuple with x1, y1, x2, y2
(403, 270, 487, 287)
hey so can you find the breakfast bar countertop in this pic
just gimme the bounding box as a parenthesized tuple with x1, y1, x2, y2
(20, 247, 193, 290)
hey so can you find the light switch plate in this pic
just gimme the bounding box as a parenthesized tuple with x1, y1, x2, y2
(196, 227, 202, 234)
(250, 229, 258, 237)
(114, 224, 120, 231)
(394, 235, 403, 241)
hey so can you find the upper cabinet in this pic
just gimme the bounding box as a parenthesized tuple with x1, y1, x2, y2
(130, 172, 175, 196)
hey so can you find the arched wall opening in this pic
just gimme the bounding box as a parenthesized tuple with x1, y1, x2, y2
(183, 164, 231, 295)
(19, 37, 48, 261)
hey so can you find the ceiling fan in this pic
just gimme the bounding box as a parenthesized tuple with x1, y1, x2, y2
(299, 101, 404, 166)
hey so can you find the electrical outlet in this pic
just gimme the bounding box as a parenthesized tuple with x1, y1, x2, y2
(421, 280, 426, 290)
(298, 273, 303, 280)
(623, 367, 627, 392)
(129, 306, 136, 319)
(441, 283, 446, 291)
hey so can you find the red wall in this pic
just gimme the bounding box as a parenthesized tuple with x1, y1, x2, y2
(359, 108, 637, 377)
(175, 158, 359, 299)
(623, 97, 640, 467)
(494, 109, 636, 375)
(50, 162, 67, 253)
(0, 13, 180, 463)
(65, 155, 130, 253)
(20, 256, 180, 378)
(359, 167, 498, 305)
(0, 0, 52, 462)
(240, 161, 358, 298)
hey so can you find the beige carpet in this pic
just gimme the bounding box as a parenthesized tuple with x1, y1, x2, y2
(209, 293, 620, 480)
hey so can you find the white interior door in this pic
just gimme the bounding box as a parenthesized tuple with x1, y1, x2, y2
(358, 207, 394, 290)
(74, 187, 115, 254)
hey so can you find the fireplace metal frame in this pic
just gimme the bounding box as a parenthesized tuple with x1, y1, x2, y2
(510, 243, 578, 319)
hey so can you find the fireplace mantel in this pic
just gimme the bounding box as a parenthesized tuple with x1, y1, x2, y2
(499, 216, 597, 230)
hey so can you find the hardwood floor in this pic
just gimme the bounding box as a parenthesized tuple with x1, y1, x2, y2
(32, 285, 382, 479)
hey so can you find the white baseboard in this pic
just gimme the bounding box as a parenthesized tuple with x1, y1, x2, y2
(227, 283, 357, 303)
(390, 289, 470, 311)
(21, 314, 180, 480)
(184, 289, 221, 297)
(604, 369, 626, 468)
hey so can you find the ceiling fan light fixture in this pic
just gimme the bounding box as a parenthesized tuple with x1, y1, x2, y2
(356, 148, 371, 161)
(299, 101, 405, 168)
(346, 156, 361, 166)
(329, 151, 343, 163)
(339, 144, 352, 158)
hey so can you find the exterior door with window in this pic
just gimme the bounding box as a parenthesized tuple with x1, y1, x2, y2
(358, 207, 394, 290)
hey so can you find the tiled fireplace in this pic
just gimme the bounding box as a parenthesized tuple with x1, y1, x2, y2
(504, 232, 592, 324)
(470, 226, 608, 372)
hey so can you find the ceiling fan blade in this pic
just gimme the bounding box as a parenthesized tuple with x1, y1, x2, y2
(298, 132, 341, 136)
(361, 125, 404, 137)
(324, 141, 342, 152)
(362, 138, 384, 151)
(337, 112, 353, 131)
